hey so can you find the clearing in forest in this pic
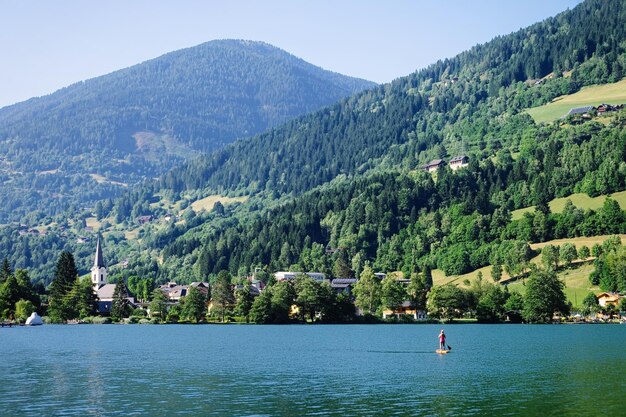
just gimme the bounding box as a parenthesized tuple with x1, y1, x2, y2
(526, 78, 626, 123)
(511, 190, 626, 220)
(190, 195, 248, 212)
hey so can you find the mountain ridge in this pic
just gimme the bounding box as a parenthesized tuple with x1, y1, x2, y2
(0, 39, 375, 222)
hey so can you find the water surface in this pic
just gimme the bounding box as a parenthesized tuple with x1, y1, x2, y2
(1, 324, 624, 416)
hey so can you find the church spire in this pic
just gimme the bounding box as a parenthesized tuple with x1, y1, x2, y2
(94, 236, 105, 268)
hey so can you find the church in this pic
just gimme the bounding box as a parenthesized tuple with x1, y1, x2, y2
(91, 237, 136, 314)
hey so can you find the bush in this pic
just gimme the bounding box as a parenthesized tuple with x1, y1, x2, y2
(92, 316, 112, 324)
(131, 308, 147, 317)
(139, 318, 152, 324)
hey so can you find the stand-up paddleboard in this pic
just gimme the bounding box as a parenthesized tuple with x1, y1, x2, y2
(436, 349, 450, 354)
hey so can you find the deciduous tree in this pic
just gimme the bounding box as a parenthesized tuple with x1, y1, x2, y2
(523, 267, 569, 323)
(353, 265, 381, 315)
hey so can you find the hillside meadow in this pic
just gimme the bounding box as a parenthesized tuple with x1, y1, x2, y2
(526, 78, 626, 123)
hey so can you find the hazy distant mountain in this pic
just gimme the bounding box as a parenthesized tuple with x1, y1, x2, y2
(0, 39, 375, 221)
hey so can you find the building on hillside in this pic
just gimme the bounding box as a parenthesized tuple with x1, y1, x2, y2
(449, 155, 469, 171)
(596, 103, 624, 114)
(420, 159, 445, 173)
(274, 271, 326, 281)
(137, 215, 154, 225)
(596, 292, 622, 307)
(564, 106, 594, 120)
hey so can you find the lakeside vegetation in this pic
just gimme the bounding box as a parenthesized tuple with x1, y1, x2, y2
(2, 233, 625, 325)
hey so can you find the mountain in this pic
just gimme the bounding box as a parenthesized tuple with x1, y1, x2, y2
(157, 0, 626, 197)
(132, 0, 626, 280)
(0, 39, 375, 222)
(3, 0, 626, 292)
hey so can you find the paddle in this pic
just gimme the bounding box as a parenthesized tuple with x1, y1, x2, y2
(447, 345, 452, 351)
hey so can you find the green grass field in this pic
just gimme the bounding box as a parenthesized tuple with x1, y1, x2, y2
(190, 194, 248, 212)
(525, 78, 626, 123)
(85, 217, 101, 231)
(511, 190, 626, 220)
(433, 235, 626, 307)
(505, 263, 598, 308)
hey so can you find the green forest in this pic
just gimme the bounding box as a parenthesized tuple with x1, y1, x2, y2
(1, 0, 626, 323)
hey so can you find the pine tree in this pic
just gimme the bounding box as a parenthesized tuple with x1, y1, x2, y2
(212, 270, 234, 322)
(423, 267, 433, 289)
(491, 264, 503, 282)
(249, 288, 273, 324)
(111, 279, 130, 321)
(0, 258, 12, 284)
(333, 250, 353, 278)
(48, 251, 78, 322)
(0, 275, 21, 319)
(234, 280, 254, 321)
(406, 272, 428, 312)
(182, 286, 207, 323)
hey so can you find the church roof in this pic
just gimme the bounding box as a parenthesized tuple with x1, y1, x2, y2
(94, 237, 105, 268)
(97, 284, 117, 301)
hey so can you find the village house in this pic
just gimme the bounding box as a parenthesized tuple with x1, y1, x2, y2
(274, 271, 326, 281)
(330, 278, 358, 294)
(449, 155, 469, 171)
(158, 281, 210, 301)
(596, 103, 624, 114)
(137, 215, 154, 225)
(382, 301, 428, 321)
(420, 159, 445, 173)
(596, 292, 623, 307)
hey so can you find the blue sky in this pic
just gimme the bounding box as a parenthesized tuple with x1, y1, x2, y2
(0, 0, 581, 108)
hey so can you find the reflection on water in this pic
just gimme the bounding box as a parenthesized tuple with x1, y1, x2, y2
(1, 324, 625, 416)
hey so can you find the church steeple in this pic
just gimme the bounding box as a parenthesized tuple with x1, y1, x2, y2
(94, 236, 105, 268)
(91, 236, 107, 290)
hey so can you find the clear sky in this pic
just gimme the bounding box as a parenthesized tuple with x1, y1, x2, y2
(0, 0, 581, 108)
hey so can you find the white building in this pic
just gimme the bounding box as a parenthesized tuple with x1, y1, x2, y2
(274, 271, 326, 281)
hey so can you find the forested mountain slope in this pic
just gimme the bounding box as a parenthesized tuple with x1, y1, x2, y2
(155, 0, 626, 197)
(3, 0, 626, 289)
(0, 40, 375, 222)
(137, 0, 626, 282)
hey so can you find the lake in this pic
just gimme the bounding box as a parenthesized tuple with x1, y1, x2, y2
(1, 324, 625, 416)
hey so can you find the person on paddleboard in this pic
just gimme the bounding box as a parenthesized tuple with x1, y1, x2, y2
(439, 329, 446, 350)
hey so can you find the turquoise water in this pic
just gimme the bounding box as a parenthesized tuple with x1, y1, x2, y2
(1, 324, 625, 416)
